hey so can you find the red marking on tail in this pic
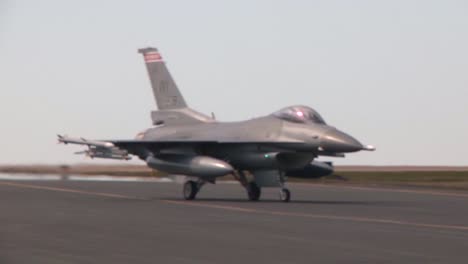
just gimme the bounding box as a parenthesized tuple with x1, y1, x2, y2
(144, 52, 163, 63)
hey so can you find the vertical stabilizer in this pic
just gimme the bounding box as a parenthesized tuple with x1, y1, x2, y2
(138, 47, 187, 110)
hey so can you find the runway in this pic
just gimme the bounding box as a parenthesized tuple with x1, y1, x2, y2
(1, 176, 468, 263)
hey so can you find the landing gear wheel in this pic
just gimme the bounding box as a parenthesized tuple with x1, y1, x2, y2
(183, 181, 198, 200)
(279, 188, 291, 202)
(247, 182, 261, 201)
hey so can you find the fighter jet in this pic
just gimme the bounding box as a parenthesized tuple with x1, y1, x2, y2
(58, 47, 375, 202)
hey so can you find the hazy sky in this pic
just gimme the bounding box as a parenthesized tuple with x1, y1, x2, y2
(1, 0, 467, 165)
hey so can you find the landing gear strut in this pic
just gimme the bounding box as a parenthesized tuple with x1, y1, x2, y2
(234, 170, 291, 202)
(183, 180, 205, 200)
(183, 181, 198, 200)
(247, 182, 261, 201)
(234, 171, 262, 202)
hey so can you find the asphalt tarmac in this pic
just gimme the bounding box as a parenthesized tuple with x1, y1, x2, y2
(1, 177, 468, 263)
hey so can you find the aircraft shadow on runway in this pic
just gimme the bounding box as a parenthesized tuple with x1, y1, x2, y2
(153, 197, 408, 206)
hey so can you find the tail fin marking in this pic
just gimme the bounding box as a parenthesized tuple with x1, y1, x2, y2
(138, 47, 187, 110)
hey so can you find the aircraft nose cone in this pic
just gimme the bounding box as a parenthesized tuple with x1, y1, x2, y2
(320, 129, 364, 153)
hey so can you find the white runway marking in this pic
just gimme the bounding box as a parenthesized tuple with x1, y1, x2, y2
(0, 174, 173, 182)
(0, 173, 239, 184)
(0, 174, 62, 181)
(0, 174, 61, 181)
(0, 181, 144, 200)
(68, 175, 173, 182)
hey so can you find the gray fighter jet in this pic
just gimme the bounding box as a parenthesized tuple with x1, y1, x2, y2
(58, 47, 375, 202)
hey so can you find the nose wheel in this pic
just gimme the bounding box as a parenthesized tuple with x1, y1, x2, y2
(278, 171, 291, 202)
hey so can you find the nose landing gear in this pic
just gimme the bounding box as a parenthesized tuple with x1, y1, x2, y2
(278, 172, 291, 202)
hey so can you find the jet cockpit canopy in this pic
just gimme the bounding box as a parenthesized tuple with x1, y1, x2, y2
(272, 105, 326, 125)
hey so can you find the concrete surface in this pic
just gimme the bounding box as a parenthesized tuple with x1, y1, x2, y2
(1, 177, 468, 263)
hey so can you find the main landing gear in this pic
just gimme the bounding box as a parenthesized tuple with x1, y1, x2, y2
(279, 188, 291, 202)
(247, 182, 261, 201)
(182, 171, 292, 202)
(183, 180, 205, 200)
(233, 171, 262, 202)
(234, 170, 291, 202)
(247, 184, 290, 202)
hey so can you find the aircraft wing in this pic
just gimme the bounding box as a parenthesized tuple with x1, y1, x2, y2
(58, 135, 135, 160)
(57, 135, 311, 160)
(58, 135, 213, 159)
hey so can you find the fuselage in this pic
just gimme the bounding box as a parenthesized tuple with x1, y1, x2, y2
(139, 109, 364, 171)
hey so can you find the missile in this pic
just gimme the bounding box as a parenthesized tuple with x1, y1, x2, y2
(75, 149, 131, 160)
(87, 152, 131, 160)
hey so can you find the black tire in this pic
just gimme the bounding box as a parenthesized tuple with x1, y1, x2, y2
(247, 182, 261, 201)
(280, 188, 291, 202)
(183, 181, 198, 200)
